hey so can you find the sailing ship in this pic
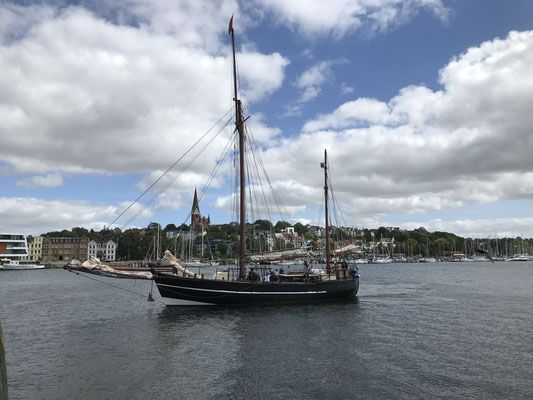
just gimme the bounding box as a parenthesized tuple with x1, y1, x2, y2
(151, 18, 359, 305)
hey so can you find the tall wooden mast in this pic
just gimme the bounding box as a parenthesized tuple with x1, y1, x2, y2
(322, 149, 331, 272)
(229, 17, 246, 280)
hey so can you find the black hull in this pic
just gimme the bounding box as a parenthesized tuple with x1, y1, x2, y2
(153, 275, 359, 306)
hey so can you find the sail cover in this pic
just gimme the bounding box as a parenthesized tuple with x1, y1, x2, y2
(80, 257, 152, 279)
(160, 250, 196, 277)
(332, 244, 359, 255)
(248, 247, 310, 262)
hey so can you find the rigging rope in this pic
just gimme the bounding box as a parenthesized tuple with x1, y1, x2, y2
(66, 269, 166, 306)
(111, 106, 234, 228)
(102, 57, 218, 223)
(240, 104, 291, 222)
(164, 129, 239, 258)
(122, 113, 235, 227)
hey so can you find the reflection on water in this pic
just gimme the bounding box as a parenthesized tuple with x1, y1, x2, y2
(1, 262, 532, 399)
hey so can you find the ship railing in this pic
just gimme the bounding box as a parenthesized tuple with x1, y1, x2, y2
(171, 264, 354, 282)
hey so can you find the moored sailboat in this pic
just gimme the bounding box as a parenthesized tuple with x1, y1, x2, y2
(151, 18, 359, 306)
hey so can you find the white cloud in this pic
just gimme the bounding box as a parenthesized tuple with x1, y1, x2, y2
(0, 3, 288, 176)
(0, 3, 55, 43)
(257, 31, 533, 231)
(397, 217, 533, 239)
(283, 60, 340, 116)
(247, 113, 282, 145)
(340, 83, 355, 96)
(135, 169, 227, 212)
(253, 0, 450, 38)
(238, 51, 290, 102)
(297, 61, 330, 90)
(16, 173, 63, 188)
(0, 196, 153, 235)
(154, 192, 185, 212)
(302, 97, 395, 131)
(212, 183, 306, 219)
(296, 60, 336, 101)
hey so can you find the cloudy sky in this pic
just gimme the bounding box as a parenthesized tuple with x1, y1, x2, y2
(1, 0, 533, 238)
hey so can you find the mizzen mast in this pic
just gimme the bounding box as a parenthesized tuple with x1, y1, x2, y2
(229, 16, 246, 280)
(321, 149, 331, 272)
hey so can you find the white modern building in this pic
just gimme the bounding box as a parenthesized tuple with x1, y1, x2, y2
(281, 227, 295, 235)
(0, 233, 28, 261)
(88, 240, 117, 261)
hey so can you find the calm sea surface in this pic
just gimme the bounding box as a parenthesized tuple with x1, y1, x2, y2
(1, 262, 532, 399)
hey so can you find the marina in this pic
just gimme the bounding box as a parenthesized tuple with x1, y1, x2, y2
(1, 3, 533, 400)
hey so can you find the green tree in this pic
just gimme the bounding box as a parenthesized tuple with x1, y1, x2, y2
(72, 227, 89, 237)
(304, 231, 315, 241)
(377, 227, 390, 238)
(254, 219, 273, 231)
(274, 221, 291, 233)
(391, 229, 407, 242)
(406, 238, 418, 257)
(335, 228, 348, 241)
(274, 237, 285, 249)
(434, 238, 449, 256)
(164, 223, 177, 232)
(293, 222, 308, 236)
(217, 240, 228, 256)
(147, 222, 162, 232)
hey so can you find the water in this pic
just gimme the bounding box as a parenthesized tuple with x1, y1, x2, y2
(1, 262, 532, 399)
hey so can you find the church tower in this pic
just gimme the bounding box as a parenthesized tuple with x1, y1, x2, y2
(191, 188, 201, 227)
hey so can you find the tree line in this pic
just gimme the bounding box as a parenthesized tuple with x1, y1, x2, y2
(40, 222, 533, 261)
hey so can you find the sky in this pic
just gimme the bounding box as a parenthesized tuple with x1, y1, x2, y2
(1, 0, 533, 238)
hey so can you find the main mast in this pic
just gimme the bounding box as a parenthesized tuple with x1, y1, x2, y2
(322, 149, 331, 272)
(229, 17, 246, 280)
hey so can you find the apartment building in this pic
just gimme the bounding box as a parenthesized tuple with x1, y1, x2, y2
(42, 237, 89, 262)
(87, 240, 117, 262)
(0, 233, 28, 261)
(22, 236, 44, 262)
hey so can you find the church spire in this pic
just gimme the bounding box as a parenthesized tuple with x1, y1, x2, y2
(191, 187, 201, 227)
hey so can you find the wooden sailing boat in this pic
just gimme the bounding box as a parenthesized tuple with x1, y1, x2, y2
(152, 17, 359, 306)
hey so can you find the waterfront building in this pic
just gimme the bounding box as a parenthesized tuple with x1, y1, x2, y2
(252, 228, 275, 251)
(339, 226, 360, 238)
(42, 237, 89, 262)
(306, 225, 323, 237)
(87, 240, 117, 262)
(166, 230, 179, 239)
(207, 239, 235, 257)
(281, 226, 295, 235)
(0, 233, 28, 261)
(23, 236, 43, 261)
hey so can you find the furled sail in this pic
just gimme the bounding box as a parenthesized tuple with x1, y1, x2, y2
(248, 247, 310, 262)
(160, 250, 197, 277)
(78, 257, 152, 279)
(332, 244, 359, 255)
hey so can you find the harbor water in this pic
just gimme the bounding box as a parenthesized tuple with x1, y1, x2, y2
(1, 261, 532, 399)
